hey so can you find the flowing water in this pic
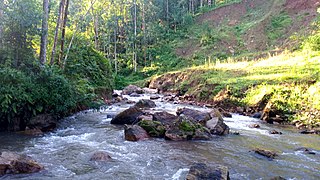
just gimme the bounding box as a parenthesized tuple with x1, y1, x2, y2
(1, 93, 319, 180)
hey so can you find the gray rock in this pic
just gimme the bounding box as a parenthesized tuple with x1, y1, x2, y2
(111, 106, 143, 125)
(134, 99, 156, 109)
(150, 95, 160, 100)
(253, 148, 278, 159)
(27, 114, 57, 132)
(186, 163, 230, 180)
(90, 151, 112, 161)
(152, 111, 178, 128)
(177, 108, 211, 125)
(122, 85, 143, 95)
(206, 117, 229, 135)
(124, 125, 149, 141)
(0, 151, 43, 176)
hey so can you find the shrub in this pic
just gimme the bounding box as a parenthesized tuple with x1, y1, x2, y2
(0, 66, 76, 131)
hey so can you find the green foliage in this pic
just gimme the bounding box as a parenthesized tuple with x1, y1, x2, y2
(0, 66, 76, 131)
(64, 35, 114, 105)
(267, 12, 292, 40)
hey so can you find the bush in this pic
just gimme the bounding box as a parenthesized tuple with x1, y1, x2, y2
(0, 67, 76, 131)
(64, 36, 114, 106)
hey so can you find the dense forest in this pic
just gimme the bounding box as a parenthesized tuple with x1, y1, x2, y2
(0, 0, 240, 131)
(0, 0, 320, 131)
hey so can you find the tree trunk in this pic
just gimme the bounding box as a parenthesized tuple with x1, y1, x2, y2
(133, 0, 137, 72)
(114, 16, 118, 74)
(59, 0, 70, 67)
(40, 0, 49, 66)
(92, 1, 99, 49)
(166, 0, 169, 22)
(200, 0, 203, 7)
(50, 0, 65, 65)
(0, 0, 4, 48)
(142, 0, 147, 66)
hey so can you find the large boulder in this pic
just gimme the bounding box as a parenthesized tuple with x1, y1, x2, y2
(111, 106, 143, 125)
(186, 163, 230, 180)
(165, 116, 211, 141)
(0, 151, 43, 176)
(134, 99, 156, 109)
(90, 151, 112, 161)
(206, 109, 229, 135)
(177, 108, 211, 125)
(122, 85, 143, 95)
(27, 114, 57, 132)
(206, 118, 229, 135)
(124, 125, 149, 141)
(138, 120, 166, 138)
(152, 111, 178, 128)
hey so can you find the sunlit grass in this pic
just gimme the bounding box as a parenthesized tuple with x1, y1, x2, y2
(155, 50, 320, 127)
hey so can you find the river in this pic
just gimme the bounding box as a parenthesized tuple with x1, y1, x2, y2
(1, 92, 319, 179)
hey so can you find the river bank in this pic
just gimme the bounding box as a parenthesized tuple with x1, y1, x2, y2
(144, 51, 320, 130)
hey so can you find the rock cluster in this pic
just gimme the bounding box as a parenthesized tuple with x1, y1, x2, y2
(111, 96, 230, 142)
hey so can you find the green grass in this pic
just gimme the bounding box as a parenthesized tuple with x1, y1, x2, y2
(149, 50, 320, 128)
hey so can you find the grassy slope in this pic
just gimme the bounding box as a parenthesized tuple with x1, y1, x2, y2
(149, 50, 320, 128)
(142, 0, 320, 128)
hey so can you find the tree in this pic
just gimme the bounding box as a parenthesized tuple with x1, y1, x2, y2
(59, 0, 70, 67)
(50, 0, 65, 65)
(40, 0, 49, 65)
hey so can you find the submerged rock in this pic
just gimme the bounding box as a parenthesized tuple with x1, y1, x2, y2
(111, 106, 143, 125)
(134, 99, 156, 109)
(222, 112, 232, 118)
(253, 148, 278, 159)
(186, 163, 230, 180)
(150, 95, 160, 100)
(122, 85, 143, 95)
(249, 124, 260, 128)
(18, 128, 44, 136)
(0, 151, 43, 176)
(270, 176, 286, 180)
(129, 92, 141, 97)
(252, 112, 262, 119)
(124, 125, 149, 141)
(90, 151, 112, 161)
(294, 147, 316, 155)
(177, 108, 211, 125)
(299, 129, 320, 135)
(269, 130, 282, 135)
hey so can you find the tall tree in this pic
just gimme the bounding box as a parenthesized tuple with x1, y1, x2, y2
(133, 0, 137, 72)
(59, 0, 70, 66)
(50, 0, 65, 65)
(40, 0, 49, 65)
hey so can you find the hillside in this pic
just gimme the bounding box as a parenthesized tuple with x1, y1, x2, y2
(175, 0, 319, 62)
(141, 0, 320, 129)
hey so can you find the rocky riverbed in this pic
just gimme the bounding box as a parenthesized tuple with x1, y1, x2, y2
(0, 86, 319, 179)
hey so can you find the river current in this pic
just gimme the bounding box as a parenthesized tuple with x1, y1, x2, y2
(1, 92, 319, 179)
